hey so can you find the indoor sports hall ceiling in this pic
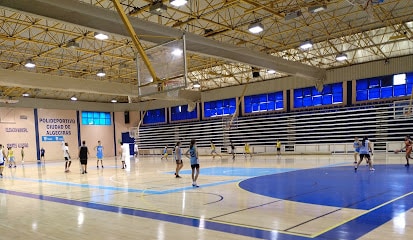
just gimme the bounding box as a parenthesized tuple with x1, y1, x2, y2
(0, 0, 412, 103)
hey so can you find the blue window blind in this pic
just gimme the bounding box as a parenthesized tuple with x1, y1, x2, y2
(81, 111, 111, 125)
(356, 73, 413, 101)
(143, 108, 166, 124)
(294, 83, 343, 108)
(204, 98, 236, 118)
(171, 104, 198, 122)
(244, 91, 284, 114)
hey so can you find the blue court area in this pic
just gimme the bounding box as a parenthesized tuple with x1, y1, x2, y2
(175, 167, 297, 177)
(239, 164, 413, 210)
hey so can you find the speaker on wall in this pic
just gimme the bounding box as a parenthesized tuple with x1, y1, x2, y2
(124, 111, 130, 124)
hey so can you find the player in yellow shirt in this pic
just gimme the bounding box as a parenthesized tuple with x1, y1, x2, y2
(8, 147, 17, 168)
(210, 141, 221, 159)
(276, 140, 281, 155)
(244, 142, 252, 158)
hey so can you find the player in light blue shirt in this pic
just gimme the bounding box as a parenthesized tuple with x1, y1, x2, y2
(94, 141, 104, 168)
(185, 139, 200, 187)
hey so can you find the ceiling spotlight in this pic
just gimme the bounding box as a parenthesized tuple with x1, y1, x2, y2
(193, 81, 201, 88)
(171, 48, 183, 56)
(22, 93, 30, 97)
(299, 40, 313, 50)
(96, 69, 106, 77)
(66, 40, 80, 49)
(24, 59, 36, 68)
(111, 99, 117, 103)
(149, 2, 167, 15)
(70, 96, 77, 101)
(94, 32, 109, 40)
(308, 5, 327, 13)
(248, 22, 264, 34)
(267, 69, 276, 74)
(336, 53, 348, 61)
(170, 0, 187, 7)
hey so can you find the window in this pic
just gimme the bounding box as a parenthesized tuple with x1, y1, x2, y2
(394, 73, 406, 85)
(204, 98, 236, 118)
(294, 83, 343, 108)
(356, 73, 412, 101)
(81, 111, 111, 125)
(244, 91, 284, 114)
(171, 104, 198, 122)
(143, 108, 166, 124)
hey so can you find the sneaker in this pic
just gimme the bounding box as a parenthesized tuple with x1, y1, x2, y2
(85, 171, 88, 174)
(369, 168, 375, 171)
(354, 167, 357, 172)
(405, 164, 410, 167)
(97, 166, 99, 168)
(13, 166, 16, 168)
(175, 175, 181, 178)
(0, 173, 3, 177)
(101, 166, 104, 168)
(194, 184, 199, 188)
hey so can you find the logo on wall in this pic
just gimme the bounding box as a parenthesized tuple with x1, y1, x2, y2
(39, 117, 76, 141)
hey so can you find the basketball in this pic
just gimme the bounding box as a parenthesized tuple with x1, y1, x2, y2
(394, 149, 400, 154)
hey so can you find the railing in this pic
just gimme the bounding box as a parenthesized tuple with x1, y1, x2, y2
(138, 102, 413, 150)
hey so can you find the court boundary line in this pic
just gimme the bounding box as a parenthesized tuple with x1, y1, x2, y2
(311, 191, 413, 238)
(0, 188, 312, 239)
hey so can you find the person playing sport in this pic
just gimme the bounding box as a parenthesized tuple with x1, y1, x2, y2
(185, 139, 200, 187)
(355, 136, 374, 171)
(21, 147, 25, 165)
(174, 141, 183, 178)
(276, 139, 281, 155)
(396, 135, 413, 167)
(161, 146, 168, 160)
(119, 142, 128, 169)
(0, 144, 8, 177)
(244, 142, 252, 158)
(63, 142, 71, 172)
(8, 147, 16, 168)
(210, 140, 221, 159)
(78, 140, 90, 174)
(94, 140, 104, 168)
(134, 143, 139, 158)
(40, 147, 45, 161)
(230, 140, 235, 160)
(353, 137, 360, 164)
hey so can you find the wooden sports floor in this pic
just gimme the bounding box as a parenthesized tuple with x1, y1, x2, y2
(0, 153, 412, 240)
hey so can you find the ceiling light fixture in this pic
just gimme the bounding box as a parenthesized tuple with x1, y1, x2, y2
(299, 40, 313, 50)
(70, 96, 77, 101)
(267, 69, 276, 74)
(94, 32, 109, 40)
(24, 59, 36, 68)
(171, 48, 183, 56)
(96, 69, 106, 77)
(149, 2, 167, 15)
(66, 39, 80, 48)
(170, 0, 187, 7)
(22, 93, 30, 97)
(193, 81, 201, 88)
(248, 22, 264, 34)
(308, 5, 327, 13)
(336, 53, 348, 61)
(111, 99, 117, 103)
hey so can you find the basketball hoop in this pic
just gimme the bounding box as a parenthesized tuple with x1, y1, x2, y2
(129, 127, 139, 139)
